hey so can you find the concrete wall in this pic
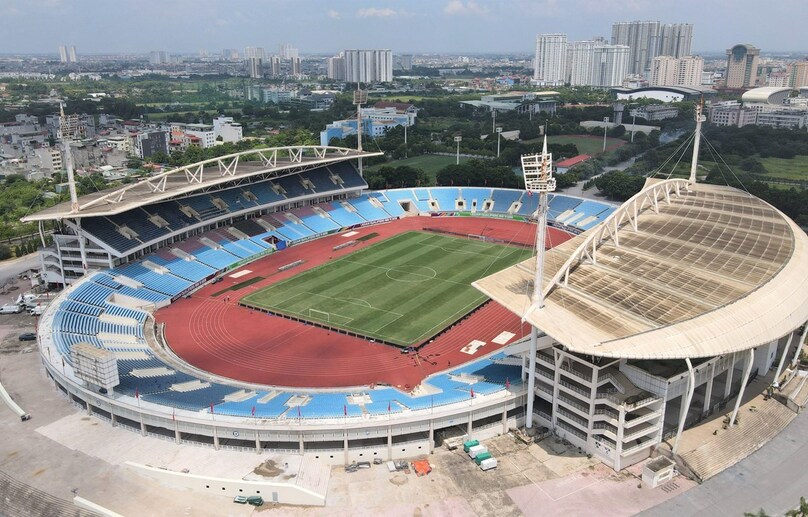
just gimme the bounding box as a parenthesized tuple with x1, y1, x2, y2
(126, 462, 326, 506)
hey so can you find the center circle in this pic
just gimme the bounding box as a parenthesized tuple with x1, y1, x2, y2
(385, 265, 437, 283)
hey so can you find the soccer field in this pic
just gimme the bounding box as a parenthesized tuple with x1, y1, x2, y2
(240, 231, 533, 346)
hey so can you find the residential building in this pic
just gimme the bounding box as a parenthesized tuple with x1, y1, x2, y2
(612, 21, 693, 76)
(182, 124, 216, 148)
(244, 47, 266, 60)
(270, 56, 282, 77)
(58, 45, 77, 64)
(567, 41, 595, 86)
(34, 147, 63, 172)
(658, 24, 693, 58)
(767, 72, 790, 88)
(591, 45, 630, 87)
(246, 57, 263, 79)
(343, 49, 393, 83)
(533, 34, 567, 86)
(725, 44, 761, 88)
(327, 54, 346, 81)
(149, 51, 169, 65)
(212, 116, 243, 143)
(788, 60, 808, 89)
(134, 130, 169, 159)
(59, 45, 68, 63)
(291, 57, 301, 77)
(611, 21, 661, 76)
(650, 55, 703, 87)
(756, 108, 808, 129)
(394, 54, 413, 71)
(279, 44, 298, 60)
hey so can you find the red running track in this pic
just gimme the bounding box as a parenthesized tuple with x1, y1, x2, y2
(155, 216, 573, 390)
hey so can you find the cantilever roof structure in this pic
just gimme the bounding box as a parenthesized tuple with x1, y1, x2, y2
(474, 179, 808, 360)
(22, 146, 381, 221)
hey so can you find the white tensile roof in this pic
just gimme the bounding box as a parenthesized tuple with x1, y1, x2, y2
(474, 180, 808, 359)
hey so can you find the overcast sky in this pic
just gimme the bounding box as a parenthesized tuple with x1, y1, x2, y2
(2, 0, 807, 55)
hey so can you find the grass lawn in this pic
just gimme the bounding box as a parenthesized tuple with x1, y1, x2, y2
(367, 155, 472, 180)
(523, 135, 626, 156)
(758, 155, 808, 181)
(240, 231, 532, 346)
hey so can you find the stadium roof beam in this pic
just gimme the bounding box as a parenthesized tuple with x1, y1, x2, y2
(22, 145, 380, 221)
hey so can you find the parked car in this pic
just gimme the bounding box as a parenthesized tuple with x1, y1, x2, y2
(233, 495, 248, 504)
(356, 461, 371, 469)
(246, 496, 263, 507)
(18, 332, 36, 342)
(0, 304, 22, 314)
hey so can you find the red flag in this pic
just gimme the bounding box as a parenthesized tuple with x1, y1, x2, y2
(210, 403, 214, 414)
(251, 405, 256, 416)
(344, 405, 347, 416)
(505, 378, 510, 389)
(135, 388, 139, 399)
(470, 388, 475, 398)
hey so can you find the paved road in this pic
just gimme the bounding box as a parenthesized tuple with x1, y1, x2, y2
(0, 253, 40, 305)
(642, 408, 808, 516)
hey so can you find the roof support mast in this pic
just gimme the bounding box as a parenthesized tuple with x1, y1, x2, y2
(59, 103, 80, 213)
(353, 87, 367, 177)
(521, 136, 556, 429)
(688, 100, 706, 185)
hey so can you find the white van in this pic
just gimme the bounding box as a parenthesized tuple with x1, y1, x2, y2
(28, 304, 48, 316)
(0, 304, 22, 314)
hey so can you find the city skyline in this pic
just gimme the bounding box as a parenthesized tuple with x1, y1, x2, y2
(2, 0, 808, 55)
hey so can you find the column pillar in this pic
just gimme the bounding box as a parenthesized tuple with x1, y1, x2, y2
(703, 362, 716, 415)
(110, 409, 117, 427)
(174, 424, 181, 444)
(724, 353, 736, 399)
(790, 323, 808, 368)
(526, 327, 538, 428)
(299, 433, 305, 454)
(467, 411, 473, 436)
(672, 358, 695, 455)
(387, 426, 393, 460)
(501, 408, 508, 434)
(773, 333, 794, 388)
(86, 402, 93, 416)
(255, 433, 262, 454)
(343, 430, 349, 465)
(428, 420, 434, 454)
(729, 349, 755, 427)
(140, 420, 146, 436)
(213, 427, 220, 450)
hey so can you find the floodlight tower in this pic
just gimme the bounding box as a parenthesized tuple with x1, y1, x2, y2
(353, 87, 368, 177)
(454, 135, 462, 165)
(688, 100, 706, 185)
(520, 135, 556, 430)
(58, 103, 88, 271)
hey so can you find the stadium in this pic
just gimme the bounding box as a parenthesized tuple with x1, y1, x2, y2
(20, 125, 808, 506)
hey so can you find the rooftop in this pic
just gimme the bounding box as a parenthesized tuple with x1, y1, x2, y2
(474, 180, 808, 360)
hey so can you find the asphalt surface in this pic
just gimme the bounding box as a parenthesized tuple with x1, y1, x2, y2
(642, 408, 808, 516)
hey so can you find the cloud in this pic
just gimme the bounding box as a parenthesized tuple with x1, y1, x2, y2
(327, 9, 340, 19)
(356, 7, 398, 18)
(443, 0, 489, 15)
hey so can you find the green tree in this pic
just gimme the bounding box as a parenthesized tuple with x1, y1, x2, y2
(0, 245, 11, 261)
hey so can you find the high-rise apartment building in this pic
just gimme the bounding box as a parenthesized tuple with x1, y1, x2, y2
(651, 55, 703, 87)
(244, 47, 266, 60)
(59, 45, 77, 63)
(270, 56, 282, 77)
(279, 44, 299, 60)
(327, 54, 346, 81)
(533, 34, 567, 86)
(788, 59, 808, 89)
(343, 50, 393, 83)
(591, 45, 630, 87)
(149, 51, 169, 65)
(612, 21, 693, 76)
(659, 24, 693, 58)
(246, 57, 263, 79)
(567, 41, 596, 86)
(725, 44, 761, 88)
(290, 57, 301, 76)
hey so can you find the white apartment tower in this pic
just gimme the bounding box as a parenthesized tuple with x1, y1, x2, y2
(534, 34, 567, 86)
(244, 47, 267, 60)
(612, 21, 661, 76)
(659, 23, 693, 58)
(591, 45, 630, 87)
(327, 54, 346, 81)
(279, 44, 299, 60)
(343, 49, 393, 83)
(650, 56, 678, 86)
(59, 45, 77, 63)
(567, 41, 596, 86)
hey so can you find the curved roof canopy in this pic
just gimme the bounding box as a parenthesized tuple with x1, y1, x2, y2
(742, 86, 792, 105)
(474, 179, 808, 359)
(23, 146, 380, 221)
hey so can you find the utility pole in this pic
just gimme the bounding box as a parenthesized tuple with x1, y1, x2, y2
(602, 116, 609, 153)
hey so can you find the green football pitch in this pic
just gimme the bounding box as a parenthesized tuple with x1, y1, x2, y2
(240, 231, 533, 346)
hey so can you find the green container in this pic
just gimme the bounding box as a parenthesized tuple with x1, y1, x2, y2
(463, 440, 479, 453)
(475, 452, 492, 465)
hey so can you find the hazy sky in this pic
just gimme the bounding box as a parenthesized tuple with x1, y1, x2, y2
(2, 0, 807, 55)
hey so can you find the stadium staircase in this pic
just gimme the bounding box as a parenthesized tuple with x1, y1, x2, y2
(678, 399, 795, 481)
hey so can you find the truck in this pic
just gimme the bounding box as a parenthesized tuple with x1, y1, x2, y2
(479, 458, 498, 471)
(16, 293, 51, 309)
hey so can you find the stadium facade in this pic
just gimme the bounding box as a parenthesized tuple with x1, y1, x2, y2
(24, 143, 808, 474)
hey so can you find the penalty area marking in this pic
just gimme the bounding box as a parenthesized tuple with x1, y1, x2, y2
(492, 331, 515, 345)
(460, 340, 486, 355)
(229, 270, 252, 279)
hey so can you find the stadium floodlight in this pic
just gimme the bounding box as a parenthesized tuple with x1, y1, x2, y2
(454, 135, 462, 165)
(353, 89, 368, 176)
(496, 126, 503, 158)
(602, 116, 609, 153)
(520, 135, 555, 430)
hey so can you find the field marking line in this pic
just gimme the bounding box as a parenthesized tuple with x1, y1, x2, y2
(341, 259, 468, 287)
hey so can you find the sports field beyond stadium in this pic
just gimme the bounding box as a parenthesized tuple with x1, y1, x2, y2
(241, 231, 533, 346)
